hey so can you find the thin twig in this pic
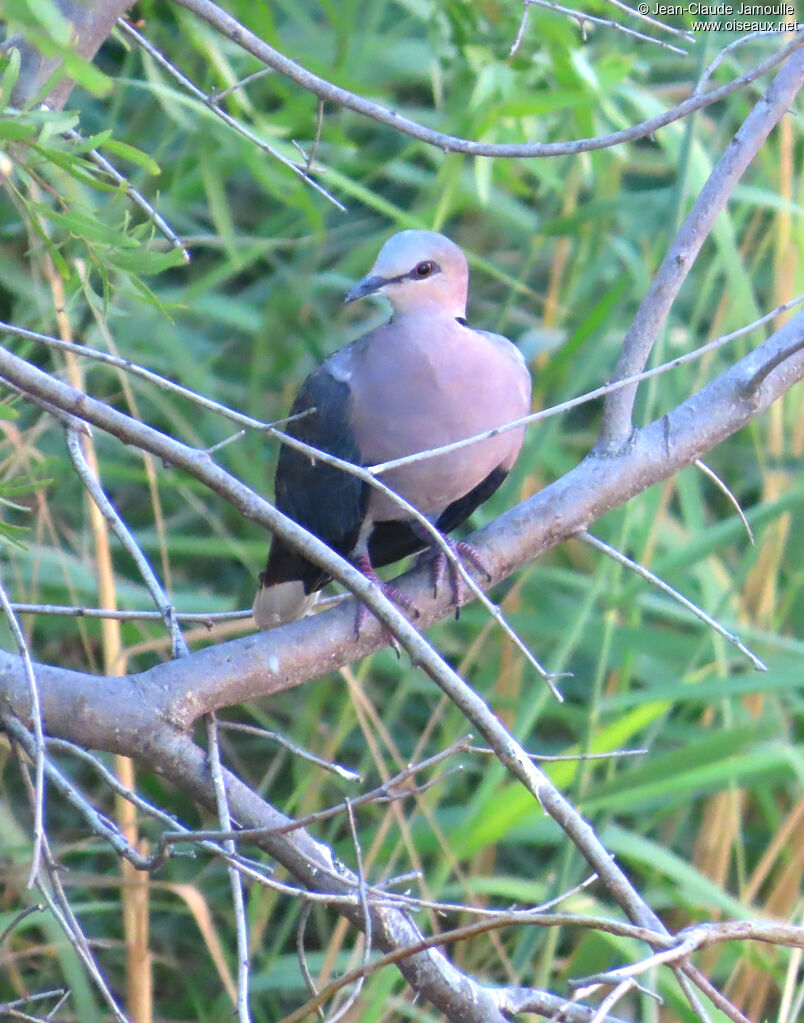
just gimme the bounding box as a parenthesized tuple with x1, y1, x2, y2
(32, 874, 129, 1023)
(508, 1, 531, 57)
(212, 66, 275, 101)
(13, 761, 130, 1023)
(0, 318, 316, 437)
(172, 0, 804, 158)
(43, 740, 405, 909)
(5, 717, 151, 869)
(367, 293, 804, 475)
(572, 932, 701, 986)
(117, 18, 346, 211)
(65, 427, 189, 658)
(525, 0, 689, 55)
(382, 872, 599, 918)
(44, 988, 71, 1020)
(694, 459, 754, 544)
(695, 30, 791, 95)
(322, 800, 371, 1023)
(5, 292, 802, 481)
(206, 713, 251, 1023)
(0, 905, 44, 945)
(588, 979, 638, 1023)
(0, 991, 69, 1019)
(10, 602, 253, 623)
(219, 721, 361, 782)
(469, 744, 647, 762)
(683, 965, 749, 1023)
(598, 0, 695, 40)
(276, 907, 665, 1023)
(3, 314, 558, 686)
(599, 45, 804, 451)
(0, 572, 45, 887)
(580, 531, 766, 670)
(160, 737, 472, 844)
(2, 297, 804, 1020)
(205, 428, 246, 455)
(292, 99, 325, 177)
(296, 903, 326, 1022)
(65, 129, 189, 260)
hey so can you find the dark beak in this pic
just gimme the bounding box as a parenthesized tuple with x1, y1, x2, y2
(344, 274, 386, 304)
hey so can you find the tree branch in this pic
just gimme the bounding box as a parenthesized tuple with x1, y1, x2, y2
(171, 0, 804, 159)
(1, 0, 134, 110)
(0, 293, 801, 1021)
(597, 41, 804, 452)
(0, 309, 801, 738)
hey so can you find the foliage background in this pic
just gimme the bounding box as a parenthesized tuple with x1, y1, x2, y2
(0, 1, 802, 1020)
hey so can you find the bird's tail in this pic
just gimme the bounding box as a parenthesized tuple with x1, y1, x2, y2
(252, 578, 317, 630)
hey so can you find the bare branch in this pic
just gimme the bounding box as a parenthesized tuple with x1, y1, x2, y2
(0, 317, 560, 688)
(0, 308, 801, 732)
(66, 129, 189, 260)
(65, 427, 189, 658)
(0, 905, 44, 946)
(170, 0, 804, 159)
(0, 232, 802, 1023)
(598, 44, 804, 451)
(695, 29, 792, 94)
(116, 18, 346, 211)
(9, 603, 253, 624)
(508, 1, 532, 57)
(524, 0, 690, 55)
(219, 722, 361, 782)
(0, 571, 45, 887)
(694, 459, 755, 544)
(598, 0, 695, 41)
(6, 717, 151, 870)
(0, 319, 320, 438)
(206, 713, 251, 1023)
(13, 759, 131, 1023)
(579, 531, 766, 670)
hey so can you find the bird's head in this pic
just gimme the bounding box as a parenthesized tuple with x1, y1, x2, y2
(345, 230, 469, 319)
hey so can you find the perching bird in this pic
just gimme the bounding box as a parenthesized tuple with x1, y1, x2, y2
(253, 230, 532, 630)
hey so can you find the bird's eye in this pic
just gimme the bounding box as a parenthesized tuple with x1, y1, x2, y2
(414, 260, 436, 278)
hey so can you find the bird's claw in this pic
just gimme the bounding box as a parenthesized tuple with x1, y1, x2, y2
(354, 555, 418, 642)
(431, 538, 492, 617)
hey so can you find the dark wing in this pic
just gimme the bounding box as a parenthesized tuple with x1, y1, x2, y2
(367, 465, 510, 570)
(435, 465, 508, 534)
(261, 368, 368, 594)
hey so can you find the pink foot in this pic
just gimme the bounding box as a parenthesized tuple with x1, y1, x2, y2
(354, 554, 418, 640)
(430, 538, 492, 618)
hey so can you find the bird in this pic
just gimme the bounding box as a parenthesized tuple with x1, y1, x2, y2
(253, 229, 532, 630)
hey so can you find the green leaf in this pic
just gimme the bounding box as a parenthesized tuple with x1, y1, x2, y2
(61, 51, 112, 98)
(0, 45, 21, 104)
(0, 523, 30, 550)
(0, 118, 37, 140)
(107, 245, 188, 275)
(101, 138, 161, 176)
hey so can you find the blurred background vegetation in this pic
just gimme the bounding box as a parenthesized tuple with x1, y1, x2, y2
(0, 1, 802, 1021)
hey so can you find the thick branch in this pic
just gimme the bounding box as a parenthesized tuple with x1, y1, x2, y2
(1, 0, 133, 109)
(127, 728, 622, 1023)
(0, 311, 801, 740)
(0, 305, 801, 1014)
(1, 306, 799, 1022)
